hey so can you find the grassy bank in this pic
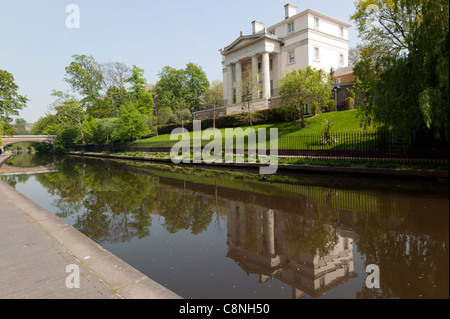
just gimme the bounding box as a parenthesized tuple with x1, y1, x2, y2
(129, 110, 373, 149)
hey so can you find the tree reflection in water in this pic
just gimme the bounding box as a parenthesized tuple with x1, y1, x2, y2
(2, 153, 448, 299)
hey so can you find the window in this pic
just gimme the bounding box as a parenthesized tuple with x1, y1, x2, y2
(233, 88, 237, 104)
(288, 51, 295, 65)
(269, 29, 275, 36)
(339, 26, 344, 37)
(270, 80, 274, 96)
(339, 53, 344, 66)
(270, 58, 273, 71)
(288, 22, 294, 33)
(314, 17, 319, 29)
(313, 47, 320, 61)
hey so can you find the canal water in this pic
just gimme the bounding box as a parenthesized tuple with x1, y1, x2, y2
(1, 152, 448, 299)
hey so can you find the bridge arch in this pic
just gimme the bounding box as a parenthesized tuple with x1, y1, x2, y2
(0, 135, 57, 154)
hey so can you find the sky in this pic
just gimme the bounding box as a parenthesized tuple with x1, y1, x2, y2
(0, 0, 360, 123)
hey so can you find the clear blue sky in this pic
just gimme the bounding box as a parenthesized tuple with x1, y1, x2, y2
(0, 0, 360, 123)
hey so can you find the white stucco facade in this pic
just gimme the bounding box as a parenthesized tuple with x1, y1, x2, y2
(220, 3, 351, 108)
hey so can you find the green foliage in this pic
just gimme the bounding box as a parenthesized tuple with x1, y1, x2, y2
(13, 118, 28, 135)
(311, 102, 319, 116)
(345, 97, 355, 110)
(351, 0, 449, 142)
(320, 119, 339, 145)
(113, 102, 149, 142)
(153, 63, 209, 113)
(54, 127, 80, 153)
(325, 100, 335, 112)
(278, 66, 332, 127)
(64, 54, 103, 112)
(0, 69, 28, 136)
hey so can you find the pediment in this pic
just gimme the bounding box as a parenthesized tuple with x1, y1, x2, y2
(222, 34, 264, 54)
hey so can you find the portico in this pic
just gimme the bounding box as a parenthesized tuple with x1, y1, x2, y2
(221, 31, 282, 108)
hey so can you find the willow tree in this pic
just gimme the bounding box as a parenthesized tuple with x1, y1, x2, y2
(351, 0, 449, 142)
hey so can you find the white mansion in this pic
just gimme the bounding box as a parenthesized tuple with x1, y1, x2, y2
(195, 3, 351, 120)
(224, 3, 351, 104)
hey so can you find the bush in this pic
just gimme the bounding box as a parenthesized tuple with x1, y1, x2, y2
(311, 102, 319, 116)
(324, 100, 335, 112)
(345, 97, 355, 110)
(277, 105, 298, 122)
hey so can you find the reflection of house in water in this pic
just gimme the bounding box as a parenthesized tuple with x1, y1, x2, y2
(225, 201, 357, 299)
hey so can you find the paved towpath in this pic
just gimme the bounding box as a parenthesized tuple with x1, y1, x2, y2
(0, 158, 181, 299)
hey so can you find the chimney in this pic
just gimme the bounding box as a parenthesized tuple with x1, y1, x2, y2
(285, 3, 297, 19)
(252, 20, 264, 34)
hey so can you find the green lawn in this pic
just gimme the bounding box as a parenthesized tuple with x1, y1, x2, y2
(130, 110, 374, 149)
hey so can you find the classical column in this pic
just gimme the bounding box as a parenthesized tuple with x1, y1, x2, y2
(252, 55, 259, 100)
(262, 52, 271, 100)
(265, 209, 275, 256)
(227, 64, 233, 106)
(235, 61, 242, 104)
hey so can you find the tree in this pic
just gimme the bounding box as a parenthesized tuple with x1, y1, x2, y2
(125, 65, 147, 100)
(13, 118, 28, 135)
(125, 65, 154, 117)
(100, 62, 131, 115)
(113, 102, 149, 142)
(278, 66, 332, 128)
(202, 80, 223, 133)
(0, 70, 28, 137)
(183, 62, 210, 112)
(153, 66, 186, 112)
(101, 62, 130, 106)
(351, 0, 449, 142)
(64, 54, 103, 114)
(235, 68, 262, 132)
(153, 63, 209, 113)
(350, 0, 418, 57)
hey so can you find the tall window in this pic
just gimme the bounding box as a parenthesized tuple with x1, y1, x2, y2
(339, 26, 344, 37)
(314, 17, 319, 29)
(288, 22, 294, 33)
(313, 47, 320, 61)
(288, 51, 295, 65)
(339, 53, 344, 66)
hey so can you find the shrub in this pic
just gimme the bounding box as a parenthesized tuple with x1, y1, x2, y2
(324, 100, 335, 112)
(320, 119, 339, 145)
(345, 97, 355, 110)
(311, 102, 319, 116)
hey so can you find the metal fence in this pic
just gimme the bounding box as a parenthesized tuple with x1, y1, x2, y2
(69, 131, 449, 165)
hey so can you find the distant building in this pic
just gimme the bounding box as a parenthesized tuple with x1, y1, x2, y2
(26, 123, 34, 132)
(331, 65, 355, 108)
(145, 84, 155, 92)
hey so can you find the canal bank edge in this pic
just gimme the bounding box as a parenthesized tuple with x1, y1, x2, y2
(0, 151, 13, 167)
(66, 152, 449, 180)
(0, 180, 182, 299)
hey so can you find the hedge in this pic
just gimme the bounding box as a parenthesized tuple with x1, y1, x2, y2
(157, 108, 285, 135)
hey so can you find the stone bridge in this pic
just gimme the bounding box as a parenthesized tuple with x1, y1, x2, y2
(0, 135, 57, 153)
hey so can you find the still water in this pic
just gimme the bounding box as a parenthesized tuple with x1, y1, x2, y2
(1, 152, 448, 299)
